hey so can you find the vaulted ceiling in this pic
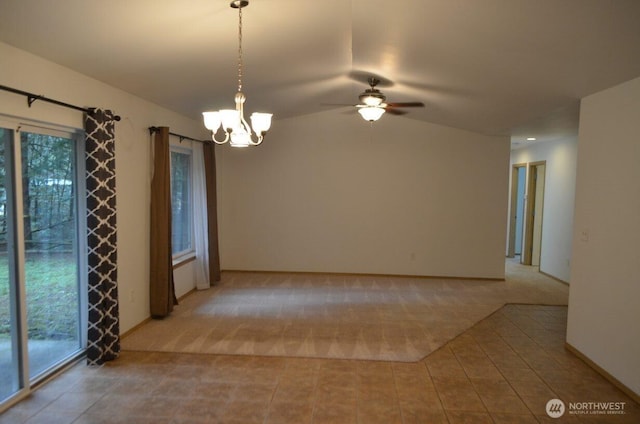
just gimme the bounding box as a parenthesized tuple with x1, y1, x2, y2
(1, 0, 640, 144)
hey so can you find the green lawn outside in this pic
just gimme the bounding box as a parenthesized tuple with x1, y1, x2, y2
(0, 253, 79, 341)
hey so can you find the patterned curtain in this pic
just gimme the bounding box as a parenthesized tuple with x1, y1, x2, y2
(84, 108, 120, 365)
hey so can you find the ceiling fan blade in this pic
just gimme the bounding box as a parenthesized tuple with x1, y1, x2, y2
(321, 103, 355, 107)
(386, 102, 425, 108)
(385, 108, 408, 115)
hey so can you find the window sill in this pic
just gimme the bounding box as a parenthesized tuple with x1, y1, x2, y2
(172, 251, 196, 269)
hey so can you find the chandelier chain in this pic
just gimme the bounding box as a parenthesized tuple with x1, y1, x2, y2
(237, 5, 243, 93)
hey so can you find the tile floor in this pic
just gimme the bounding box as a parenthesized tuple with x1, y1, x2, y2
(1, 304, 638, 423)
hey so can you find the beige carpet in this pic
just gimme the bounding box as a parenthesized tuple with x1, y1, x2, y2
(121, 259, 569, 362)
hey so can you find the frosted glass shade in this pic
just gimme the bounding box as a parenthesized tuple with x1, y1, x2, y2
(361, 95, 383, 106)
(202, 111, 221, 131)
(250, 112, 273, 133)
(358, 106, 385, 122)
(219, 109, 240, 131)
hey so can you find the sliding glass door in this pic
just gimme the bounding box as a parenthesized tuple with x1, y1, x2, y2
(0, 122, 85, 408)
(0, 126, 21, 402)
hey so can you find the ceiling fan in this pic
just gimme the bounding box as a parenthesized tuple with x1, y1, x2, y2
(355, 77, 424, 122)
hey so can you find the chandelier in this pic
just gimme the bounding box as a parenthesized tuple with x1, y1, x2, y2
(202, 0, 272, 147)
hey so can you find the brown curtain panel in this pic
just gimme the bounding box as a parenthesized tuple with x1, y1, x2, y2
(150, 127, 177, 317)
(203, 141, 221, 283)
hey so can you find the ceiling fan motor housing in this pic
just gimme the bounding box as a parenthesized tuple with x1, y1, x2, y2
(359, 76, 387, 106)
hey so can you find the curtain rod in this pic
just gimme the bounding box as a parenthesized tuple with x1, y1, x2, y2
(0, 84, 121, 121)
(148, 126, 209, 144)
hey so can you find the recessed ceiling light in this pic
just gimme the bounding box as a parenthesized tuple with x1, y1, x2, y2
(526, 137, 536, 141)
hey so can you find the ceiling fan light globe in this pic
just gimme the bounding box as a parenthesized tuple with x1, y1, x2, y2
(358, 106, 385, 122)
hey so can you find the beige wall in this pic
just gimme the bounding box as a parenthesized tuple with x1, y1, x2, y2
(568, 75, 640, 396)
(0, 42, 206, 333)
(217, 109, 510, 279)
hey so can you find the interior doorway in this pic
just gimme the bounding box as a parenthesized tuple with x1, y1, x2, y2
(507, 164, 526, 257)
(523, 161, 546, 266)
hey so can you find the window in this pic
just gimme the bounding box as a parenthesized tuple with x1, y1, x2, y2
(170, 148, 193, 257)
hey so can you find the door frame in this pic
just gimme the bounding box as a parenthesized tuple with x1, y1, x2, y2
(523, 161, 546, 265)
(507, 163, 526, 258)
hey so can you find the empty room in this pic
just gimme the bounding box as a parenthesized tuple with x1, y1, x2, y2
(1, 1, 639, 423)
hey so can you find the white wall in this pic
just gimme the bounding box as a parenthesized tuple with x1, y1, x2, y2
(217, 110, 510, 279)
(509, 136, 578, 282)
(0, 42, 205, 333)
(567, 75, 640, 396)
